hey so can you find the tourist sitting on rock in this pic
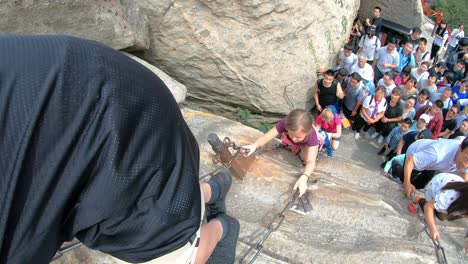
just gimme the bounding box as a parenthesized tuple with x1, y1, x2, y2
(414, 89, 432, 112)
(439, 105, 460, 138)
(449, 118, 468, 139)
(378, 117, 413, 159)
(402, 96, 417, 119)
(414, 173, 468, 242)
(377, 71, 396, 96)
(431, 86, 453, 110)
(343, 72, 366, 122)
(400, 76, 419, 101)
(316, 107, 342, 155)
(402, 137, 468, 198)
(242, 109, 319, 197)
(414, 99, 444, 139)
(370, 87, 404, 144)
(313, 69, 345, 113)
(352, 86, 387, 140)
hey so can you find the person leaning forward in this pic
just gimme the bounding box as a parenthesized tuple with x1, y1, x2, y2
(403, 137, 468, 198)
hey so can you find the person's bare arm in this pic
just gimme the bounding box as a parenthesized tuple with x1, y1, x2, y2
(424, 201, 440, 241)
(293, 145, 318, 197)
(404, 154, 416, 198)
(314, 82, 322, 112)
(396, 139, 404, 155)
(336, 82, 345, 99)
(242, 127, 279, 156)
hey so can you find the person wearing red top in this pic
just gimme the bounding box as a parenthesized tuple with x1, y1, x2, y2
(316, 108, 342, 151)
(414, 100, 444, 139)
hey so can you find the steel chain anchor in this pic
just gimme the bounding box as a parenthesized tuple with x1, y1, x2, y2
(410, 192, 448, 264)
(239, 191, 300, 264)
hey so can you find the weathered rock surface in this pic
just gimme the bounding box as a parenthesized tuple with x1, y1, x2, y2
(123, 52, 187, 103)
(53, 108, 467, 264)
(359, 0, 423, 30)
(134, 0, 361, 118)
(0, 0, 149, 50)
(0, 0, 361, 118)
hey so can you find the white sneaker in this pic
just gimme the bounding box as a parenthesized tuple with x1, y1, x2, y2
(378, 135, 384, 144)
(371, 132, 379, 139)
(364, 131, 371, 139)
(354, 132, 360, 140)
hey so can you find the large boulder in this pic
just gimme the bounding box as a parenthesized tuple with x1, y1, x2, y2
(0, 0, 360, 119)
(0, 0, 149, 50)
(132, 0, 360, 118)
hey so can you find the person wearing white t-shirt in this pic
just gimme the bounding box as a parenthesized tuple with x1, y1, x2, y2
(350, 53, 374, 82)
(338, 44, 358, 74)
(376, 71, 396, 96)
(352, 86, 387, 139)
(444, 23, 465, 60)
(410, 61, 430, 83)
(358, 27, 381, 64)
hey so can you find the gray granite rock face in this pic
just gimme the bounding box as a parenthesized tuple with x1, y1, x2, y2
(134, 0, 360, 117)
(52, 108, 467, 264)
(359, 0, 423, 30)
(0, 0, 360, 118)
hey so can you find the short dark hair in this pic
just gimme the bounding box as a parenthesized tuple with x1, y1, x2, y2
(419, 37, 427, 45)
(421, 61, 430, 68)
(434, 99, 444, 109)
(324, 69, 335, 77)
(407, 76, 417, 85)
(337, 68, 348, 77)
(350, 72, 362, 82)
(445, 72, 454, 83)
(402, 117, 413, 125)
(407, 96, 417, 103)
(388, 37, 398, 45)
(344, 44, 354, 51)
(461, 137, 468, 151)
(375, 6, 382, 12)
(375, 85, 386, 94)
(419, 88, 431, 99)
(402, 65, 412, 75)
(412, 27, 422, 34)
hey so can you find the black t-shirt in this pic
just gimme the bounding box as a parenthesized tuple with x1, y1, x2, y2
(441, 109, 458, 132)
(317, 79, 339, 107)
(373, 17, 383, 35)
(0, 35, 201, 263)
(385, 96, 403, 119)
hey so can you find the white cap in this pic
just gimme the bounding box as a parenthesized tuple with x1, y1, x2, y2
(419, 114, 431, 123)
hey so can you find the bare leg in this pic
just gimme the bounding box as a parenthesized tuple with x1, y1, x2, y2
(201, 182, 211, 203)
(331, 139, 340, 150)
(194, 220, 223, 264)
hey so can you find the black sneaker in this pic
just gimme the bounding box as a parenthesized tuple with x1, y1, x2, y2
(206, 169, 232, 221)
(206, 214, 240, 264)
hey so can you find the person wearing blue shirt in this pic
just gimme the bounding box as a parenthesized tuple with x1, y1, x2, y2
(396, 42, 416, 72)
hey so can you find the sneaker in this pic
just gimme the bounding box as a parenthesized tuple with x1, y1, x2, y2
(206, 214, 240, 264)
(364, 131, 371, 139)
(206, 169, 232, 221)
(378, 135, 384, 144)
(370, 132, 379, 139)
(377, 147, 385, 156)
(354, 132, 360, 140)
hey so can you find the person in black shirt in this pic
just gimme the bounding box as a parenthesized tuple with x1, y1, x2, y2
(366, 6, 383, 36)
(313, 69, 345, 113)
(440, 106, 460, 138)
